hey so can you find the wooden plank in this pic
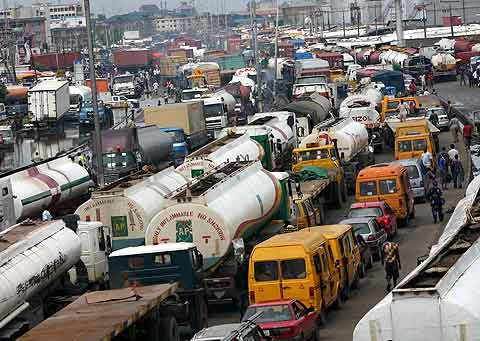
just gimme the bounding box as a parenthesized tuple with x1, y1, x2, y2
(19, 283, 178, 341)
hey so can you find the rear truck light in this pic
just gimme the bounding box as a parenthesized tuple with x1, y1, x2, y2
(309, 287, 315, 298)
(249, 291, 255, 303)
(367, 235, 376, 241)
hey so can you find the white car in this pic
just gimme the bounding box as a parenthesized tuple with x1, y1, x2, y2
(425, 107, 449, 131)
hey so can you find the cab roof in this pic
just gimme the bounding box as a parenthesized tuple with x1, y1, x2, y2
(309, 224, 352, 239)
(358, 163, 406, 179)
(256, 229, 326, 250)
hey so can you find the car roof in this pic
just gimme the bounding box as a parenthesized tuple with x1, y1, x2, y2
(193, 324, 241, 340)
(358, 163, 406, 178)
(340, 217, 375, 224)
(309, 224, 352, 239)
(350, 201, 384, 208)
(256, 228, 326, 249)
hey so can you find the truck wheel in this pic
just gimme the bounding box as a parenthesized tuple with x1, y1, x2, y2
(161, 316, 180, 341)
(359, 262, 366, 279)
(332, 293, 343, 310)
(192, 296, 208, 334)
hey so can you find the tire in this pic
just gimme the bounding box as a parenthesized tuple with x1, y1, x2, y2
(359, 262, 366, 279)
(332, 293, 344, 310)
(317, 310, 327, 327)
(351, 271, 360, 289)
(367, 254, 374, 269)
(191, 296, 208, 334)
(160, 316, 180, 341)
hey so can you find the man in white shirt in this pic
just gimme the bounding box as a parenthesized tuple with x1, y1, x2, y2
(448, 143, 459, 161)
(421, 148, 433, 169)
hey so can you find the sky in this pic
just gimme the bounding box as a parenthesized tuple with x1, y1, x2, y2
(10, 0, 251, 16)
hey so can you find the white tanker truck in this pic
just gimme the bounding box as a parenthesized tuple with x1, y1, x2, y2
(353, 175, 480, 341)
(74, 166, 189, 250)
(175, 133, 264, 179)
(145, 160, 291, 304)
(2, 156, 92, 222)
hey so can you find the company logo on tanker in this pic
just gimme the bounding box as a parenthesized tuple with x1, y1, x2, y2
(176, 159, 215, 172)
(151, 209, 225, 245)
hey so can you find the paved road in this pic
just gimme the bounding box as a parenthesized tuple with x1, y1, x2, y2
(207, 82, 471, 341)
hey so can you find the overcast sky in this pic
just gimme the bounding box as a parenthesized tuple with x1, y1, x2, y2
(10, 0, 250, 16)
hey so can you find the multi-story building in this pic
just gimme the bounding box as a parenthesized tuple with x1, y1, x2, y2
(0, 17, 47, 49)
(48, 3, 83, 20)
(153, 15, 229, 33)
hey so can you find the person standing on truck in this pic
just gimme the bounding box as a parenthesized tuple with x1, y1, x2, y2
(449, 116, 460, 143)
(427, 181, 444, 223)
(382, 241, 401, 291)
(398, 100, 408, 122)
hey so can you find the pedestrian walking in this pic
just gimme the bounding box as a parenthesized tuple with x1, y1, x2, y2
(451, 154, 464, 189)
(474, 69, 478, 87)
(398, 99, 408, 122)
(449, 116, 460, 143)
(421, 147, 433, 169)
(428, 109, 439, 127)
(467, 69, 474, 87)
(408, 80, 417, 96)
(382, 241, 401, 291)
(438, 153, 448, 190)
(427, 181, 444, 224)
(420, 73, 426, 92)
(463, 123, 473, 149)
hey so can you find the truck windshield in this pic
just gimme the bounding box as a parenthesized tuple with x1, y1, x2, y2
(398, 141, 412, 152)
(167, 131, 185, 143)
(70, 94, 81, 105)
(413, 139, 427, 151)
(182, 90, 206, 101)
(293, 149, 330, 162)
(113, 76, 133, 84)
(296, 76, 327, 85)
(204, 103, 224, 117)
(103, 152, 136, 169)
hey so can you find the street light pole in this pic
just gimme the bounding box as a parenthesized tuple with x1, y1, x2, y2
(84, 0, 104, 187)
(441, 0, 460, 37)
(273, 0, 279, 100)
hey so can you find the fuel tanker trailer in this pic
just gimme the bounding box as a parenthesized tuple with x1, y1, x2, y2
(145, 160, 291, 304)
(0, 220, 81, 338)
(4, 156, 92, 221)
(75, 167, 189, 250)
(175, 133, 264, 179)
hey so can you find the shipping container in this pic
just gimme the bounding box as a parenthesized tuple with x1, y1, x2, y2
(113, 49, 150, 68)
(33, 52, 81, 70)
(144, 102, 205, 135)
(28, 79, 70, 122)
(85, 79, 109, 93)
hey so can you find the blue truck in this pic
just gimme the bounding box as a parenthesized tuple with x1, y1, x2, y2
(109, 243, 208, 334)
(79, 100, 113, 129)
(159, 127, 189, 166)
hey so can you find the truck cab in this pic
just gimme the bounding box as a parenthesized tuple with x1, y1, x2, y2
(112, 74, 136, 98)
(79, 100, 112, 128)
(160, 127, 189, 166)
(203, 97, 229, 139)
(108, 243, 208, 332)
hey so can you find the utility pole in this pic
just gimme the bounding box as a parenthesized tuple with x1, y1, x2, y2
(342, 9, 346, 38)
(374, 4, 378, 36)
(462, 0, 466, 25)
(356, 5, 360, 38)
(394, 0, 405, 47)
(273, 0, 279, 100)
(250, 0, 262, 112)
(84, 0, 104, 188)
(441, 1, 459, 37)
(433, 0, 437, 26)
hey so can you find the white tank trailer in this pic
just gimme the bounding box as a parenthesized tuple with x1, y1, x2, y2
(175, 133, 264, 179)
(301, 117, 369, 162)
(75, 167, 188, 250)
(0, 220, 81, 334)
(145, 161, 283, 270)
(353, 176, 480, 341)
(4, 156, 92, 221)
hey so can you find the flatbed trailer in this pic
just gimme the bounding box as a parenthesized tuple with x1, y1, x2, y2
(19, 284, 180, 341)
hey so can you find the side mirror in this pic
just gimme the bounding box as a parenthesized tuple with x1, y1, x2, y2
(368, 145, 374, 153)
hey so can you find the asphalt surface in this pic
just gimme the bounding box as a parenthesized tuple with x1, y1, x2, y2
(206, 81, 472, 341)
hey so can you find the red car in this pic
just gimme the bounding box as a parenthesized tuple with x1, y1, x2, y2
(242, 300, 318, 340)
(347, 201, 398, 238)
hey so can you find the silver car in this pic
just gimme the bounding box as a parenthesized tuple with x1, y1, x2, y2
(394, 158, 426, 201)
(425, 107, 449, 131)
(191, 322, 266, 341)
(340, 217, 387, 259)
